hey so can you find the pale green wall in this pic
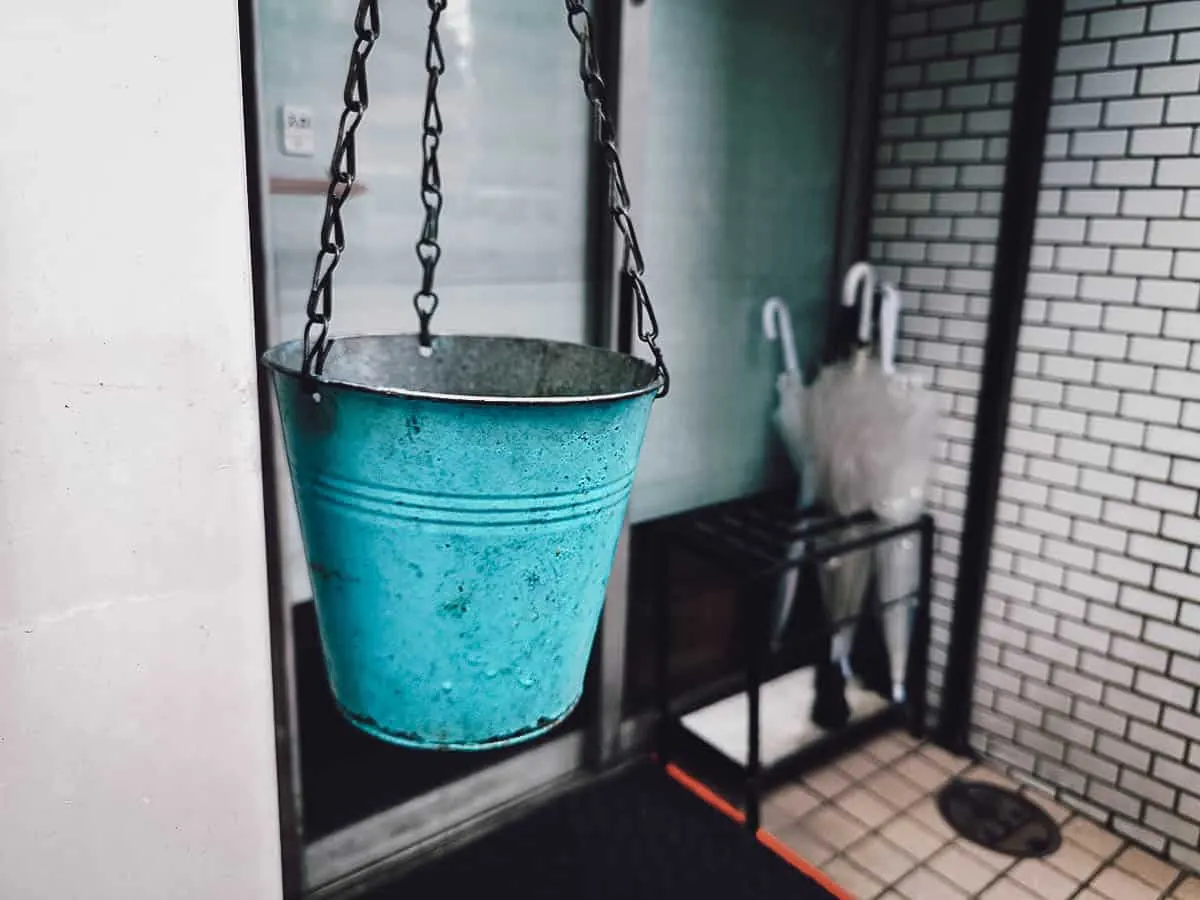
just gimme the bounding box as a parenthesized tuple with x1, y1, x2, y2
(629, 0, 854, 522)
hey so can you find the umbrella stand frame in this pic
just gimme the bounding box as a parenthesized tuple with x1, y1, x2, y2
(648, 490, 952, 835)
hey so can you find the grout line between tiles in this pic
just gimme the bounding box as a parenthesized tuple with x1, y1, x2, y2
(769, 732, 1197, 900)
(1165, 870, 1188, 898)
(1061, 834, 1129, 900)
(795, 740, 1008, 898)
(801, 744, 959, 895)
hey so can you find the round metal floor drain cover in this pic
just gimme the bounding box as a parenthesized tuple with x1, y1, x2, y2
(936, 779, 1061, 859)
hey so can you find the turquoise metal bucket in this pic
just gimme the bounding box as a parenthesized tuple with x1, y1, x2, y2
(263, 334, 659, 750)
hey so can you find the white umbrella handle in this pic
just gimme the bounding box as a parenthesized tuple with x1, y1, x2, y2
(761, 296, 800, 375)
(879, 283, 902, 376)
(842, 261, 878, 345)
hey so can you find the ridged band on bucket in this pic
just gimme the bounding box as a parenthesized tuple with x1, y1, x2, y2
(263, 334, 660, 749)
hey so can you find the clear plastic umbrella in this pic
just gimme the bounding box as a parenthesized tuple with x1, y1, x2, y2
(761, 297, 812, 649)
(762, 297, 811, 497)
(863, 284, 940, 702)
(803, 261, 883, 679)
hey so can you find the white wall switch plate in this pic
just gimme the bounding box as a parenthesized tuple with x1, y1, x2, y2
(281, 105, 315, 157)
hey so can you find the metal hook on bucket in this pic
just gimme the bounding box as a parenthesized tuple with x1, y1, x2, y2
(415, 296, 437, 358)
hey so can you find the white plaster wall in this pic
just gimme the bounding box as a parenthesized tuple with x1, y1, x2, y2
(0, 3, 283, 899)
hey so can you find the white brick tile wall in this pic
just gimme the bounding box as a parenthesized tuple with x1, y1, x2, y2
(1174, 250, 1200, 277)
(1113, 246, 1175, 275)
(1093, 8, 1149, 39)
(1158, 156, 1200, 182)
(1151, 1, 1200, 33)
(1122, 187, 1185, 215)
(1179, 28, 1200, 57)
(1106, 96, 1167, 126)
(1073, 128, 1130, 156)
(1131, 125, 1194, 155)
(1097, 158, 1157, 185)
(1089, 216, 1149, 244)
(1138, 277, 1200, 308)
(876, 0, 1200, 871)
(1115, 34, 1176, 66)
(878, 0, 1200, 872)
(1140, 62, 1200, 94)
(869, 0, 1030, 731)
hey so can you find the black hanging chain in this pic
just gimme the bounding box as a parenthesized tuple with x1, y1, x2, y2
(413, 0, 447, 354)
(301, 0, 380, 383)
(564, 1, 670, 397)
(301, 0, 668, 395)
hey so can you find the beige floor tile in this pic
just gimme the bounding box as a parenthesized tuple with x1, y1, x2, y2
(1062, 816, 1125, 860)
(1009, 858, 1080, 900)
(802, 803, 870, 852)
(880, 812, 948, 862)
(771, 820, 837, 868)
(980, 876, 1041, 899)
(1021, 787, 1073, 824)
(889, 730, 922, 751)
(962, 763, 1021, 792)
(920, 744, 972, 775)
(896, 754, 950, 791)
(839, 750, 882, 781)
(865, 733, 913, 764)
(805, 764, 854, 799)
(1116, 845, 1180, 891)
(910, 796, 957, 841)
(796, 738, 1177, 900)
(896, 865, 968, 900)
(955, 838, 1016, 873)
(839, 786, 899, 829)
(1092, 863, 1166, 900)
(1044, 837, 1105, 882)
(825, 856, 885, 900)
(1174, 875, 1200, 899)
(847, 834, 919, 884)
(928, 843, 996, 894)
(761, 800, 804, 833)
(765, 783, 822, 819)
(863, 768, 926, 810)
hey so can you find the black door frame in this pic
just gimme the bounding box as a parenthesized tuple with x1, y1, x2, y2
(937, 0, 1066, 754)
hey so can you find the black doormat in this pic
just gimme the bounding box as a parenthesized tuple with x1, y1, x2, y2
(363, 762, 841, 900)
(937, 779, 1062, 859)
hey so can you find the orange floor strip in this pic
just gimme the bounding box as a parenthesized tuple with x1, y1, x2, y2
(664, 763, 854, 900)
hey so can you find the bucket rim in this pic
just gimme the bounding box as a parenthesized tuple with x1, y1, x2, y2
(260, 332, 663, 406)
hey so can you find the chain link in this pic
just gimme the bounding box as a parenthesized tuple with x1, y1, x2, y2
(564, 1, 669, 397)
(413, 0, 447, 353)
(301, 0, 380, 382)
(301, 0, 667, 395)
